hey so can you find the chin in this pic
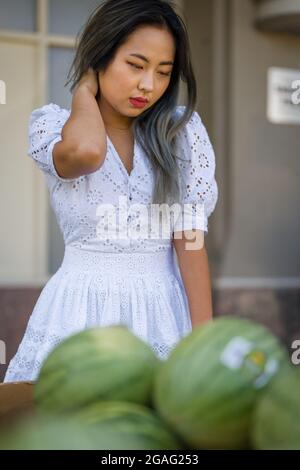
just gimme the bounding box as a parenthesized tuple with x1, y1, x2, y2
(125, 107, 144, 115)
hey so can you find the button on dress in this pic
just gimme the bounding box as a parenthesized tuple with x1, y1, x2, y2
(4, 103, 218, 382)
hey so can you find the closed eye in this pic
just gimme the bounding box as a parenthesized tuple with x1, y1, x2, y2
(126, 62, 171, 77)
(127, 62, 143, 70)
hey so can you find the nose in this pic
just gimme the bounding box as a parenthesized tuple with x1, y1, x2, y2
(138, 72, 154, 92)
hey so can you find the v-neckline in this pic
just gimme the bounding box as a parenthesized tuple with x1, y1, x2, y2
(107, 135, 137, 179)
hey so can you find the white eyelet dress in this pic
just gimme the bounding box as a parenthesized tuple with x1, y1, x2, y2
(3, 103, 218, 382)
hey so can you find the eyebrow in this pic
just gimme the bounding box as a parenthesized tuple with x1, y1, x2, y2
(129, 53, 174, 66)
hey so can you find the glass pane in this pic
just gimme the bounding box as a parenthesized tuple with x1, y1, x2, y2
(0, 0, 36, 32)
(48, 46, 74, 109)
(49, 0, 103, 36)
(48, 46, 75, 273)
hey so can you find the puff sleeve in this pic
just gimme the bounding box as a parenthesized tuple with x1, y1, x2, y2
(28, 103, 78, 182)
(173, 106, 218, 235)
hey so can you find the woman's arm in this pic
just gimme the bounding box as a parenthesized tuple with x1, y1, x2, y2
(53, 69, 107, 179)
(173, 229, 213, 328)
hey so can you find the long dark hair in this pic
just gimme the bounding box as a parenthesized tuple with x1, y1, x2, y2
(65, 0, 197, 205)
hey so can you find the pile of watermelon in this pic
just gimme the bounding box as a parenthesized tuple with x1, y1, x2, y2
(0, 316, 298, 450)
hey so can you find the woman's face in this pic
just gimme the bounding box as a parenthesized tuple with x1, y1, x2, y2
(97, 25, 175, 127)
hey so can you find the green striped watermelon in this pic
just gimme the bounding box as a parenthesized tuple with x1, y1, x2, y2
(34, 326, 160, 413)
(153, 316, 287, 449)
(0, 415, 97, 450)
(74, 400, 184, 450)
(251, 363, 300, 449)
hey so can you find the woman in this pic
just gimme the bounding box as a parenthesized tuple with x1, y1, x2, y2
(4, 0, 218, 382)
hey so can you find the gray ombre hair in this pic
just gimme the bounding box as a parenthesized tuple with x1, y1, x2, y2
(65, 0, 197, 206)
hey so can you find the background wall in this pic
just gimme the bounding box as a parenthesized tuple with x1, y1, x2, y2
(184, 0, 300, 285)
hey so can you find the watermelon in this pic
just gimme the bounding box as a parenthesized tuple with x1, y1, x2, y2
(251, 363, 300, 449)
(73, 400, 184, 450)
(153, 316, 287, 449)
(0, 415, 97, 450)
(34, 326, 160, 413)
